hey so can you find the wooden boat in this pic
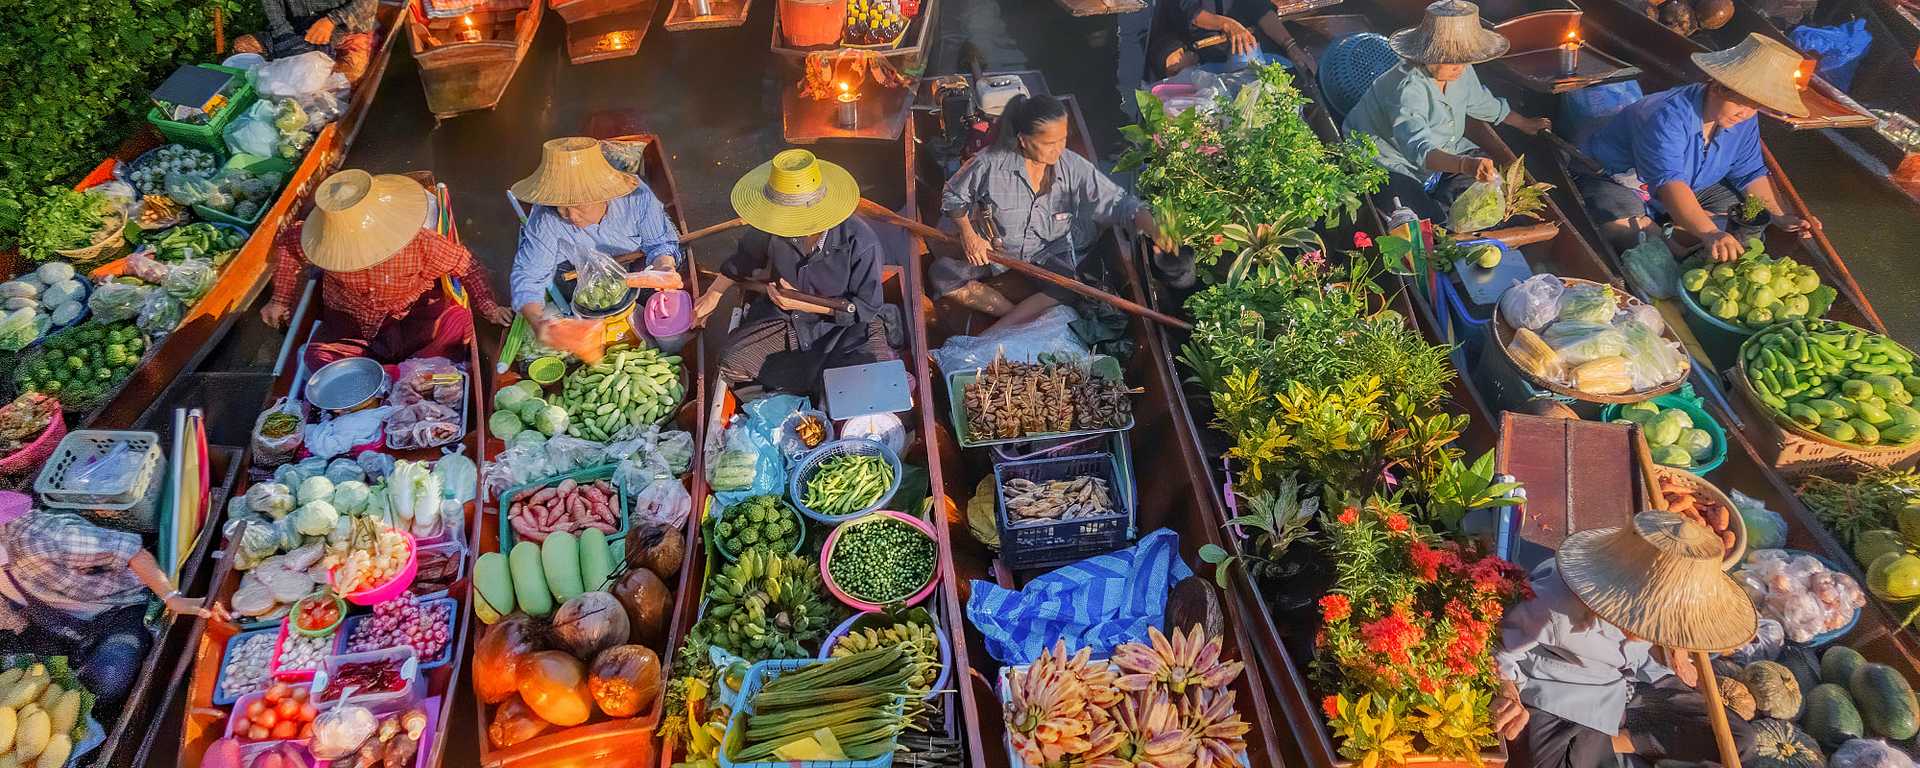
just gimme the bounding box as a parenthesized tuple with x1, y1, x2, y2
(769, 0, 939, 72)
(174, 175, 486, 768)
(407, 0, 543, 118)
(551, 0, 657, 64)
(73, 0, 410, 430)
(1054, 0, 1149, 16)
(664, 0, 752, 30)
(904, 85, 1288, 768)
(470, 134, 708, 768)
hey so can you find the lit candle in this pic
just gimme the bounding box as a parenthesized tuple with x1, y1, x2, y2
(1558, 26, 1582, 75)
(835, 81, 860, 129)
(458, 14, 481, 41)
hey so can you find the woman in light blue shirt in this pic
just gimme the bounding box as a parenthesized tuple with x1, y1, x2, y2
(1342, 1, 1552, 221)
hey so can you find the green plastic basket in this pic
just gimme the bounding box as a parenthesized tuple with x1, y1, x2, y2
(145, 65, 257, 152)
(191, 154, 296, 229)
(944, 355, 1133, 448)
(498, 463, 629, 550)
(1597, 386, 1728, 475)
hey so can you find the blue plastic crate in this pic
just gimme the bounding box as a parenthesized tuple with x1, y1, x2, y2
(212, 627, 279, 706)
(718, 657, 903, 768)
(336, 596, 459, 671)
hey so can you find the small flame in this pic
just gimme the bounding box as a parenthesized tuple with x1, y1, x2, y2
(463, 14, 474, 27)
(1565, 25, 1580, 43)
(838, 81, 849, 93)
(1793, 63, 1806, 83)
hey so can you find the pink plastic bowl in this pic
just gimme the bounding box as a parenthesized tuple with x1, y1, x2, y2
(644, 289, 694, 337)
(819, 510, 941, 612)
(330, 530, 419, 606)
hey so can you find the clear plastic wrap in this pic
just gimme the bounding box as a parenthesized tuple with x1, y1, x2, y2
(1730, 618, 1785, 663)
(223, 101, 284, 158)
(630, 475, 691, 530)
(136, 289, 185, 336)
(1543, 321, 1629, 365)
(164, 258, 216, 301)
(1730, 489, 1789, 550)
(1615, 316, 1688, 390)
(88, 282, 151, 324)
(164, 173, 218, 206)
(1499, 274, 1565, 331)
(1555, 283, 1620, 325)
(1621, 235, 1680, 300)
(1448, 179, 1506, 233)
(1736, 549, 1866, 643)
(1831, 740, 1917, 768)
(126, 250, 173, 284)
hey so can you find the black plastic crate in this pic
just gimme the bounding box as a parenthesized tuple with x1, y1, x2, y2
(993, 451, 1134, 570)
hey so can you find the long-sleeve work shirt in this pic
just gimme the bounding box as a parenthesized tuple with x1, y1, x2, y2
(511, 183, 681, 310)
(720, 217, 887, 352)
(271, 220, 503, 339)
(263, 0, 378, 40)
(1495, 561, 1673, 736)
(1343, 62, 1510, 179)
(939, 146, 1140, 261)
(1583, 83, 1768, 196)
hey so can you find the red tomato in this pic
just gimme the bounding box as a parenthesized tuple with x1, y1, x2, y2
(255, 709, 279, 728)
(276, 698, 301, 719)
(270, 720, 298, 739)
(298, 703, 317, 721)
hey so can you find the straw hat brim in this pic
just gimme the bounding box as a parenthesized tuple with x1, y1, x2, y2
(511, 140, 642, 207)
(301, 174, 428, 273)
(1389, 25, 1510, 65)
(1690, 50, 1811, 118)
(730, 158, 861, 238)
(1557, 525, 1758, 652)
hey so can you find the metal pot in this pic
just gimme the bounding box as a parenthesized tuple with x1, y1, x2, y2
(305, 357, 388, 412)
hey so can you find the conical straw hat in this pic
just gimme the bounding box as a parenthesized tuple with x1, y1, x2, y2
(512, 137, 641, 207)
(1691, 33, 1810, 118)
(730, 149, 861, 238)
(1389, 0, 1510, 65)
(300, 170, 428, 273)
(1557, 512, 1758, 652)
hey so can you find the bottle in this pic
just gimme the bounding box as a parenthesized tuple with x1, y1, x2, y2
(1384, 196, 1420, 239)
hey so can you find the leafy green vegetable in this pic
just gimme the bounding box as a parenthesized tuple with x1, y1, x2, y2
(20, 188, 113, 262)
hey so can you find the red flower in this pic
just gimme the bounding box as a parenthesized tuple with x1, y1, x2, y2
(1338, 507, 1359, 525)
(1360, 606, 1425, 666)
(1323, 695, 1341, 719)
(1320, 594, 1352, 623)
(1383, 514, 1411, 533)
(1212, 234, 1226, 246)
(1353, 231, 1375, 249)
(1407, 540, 1444, 582)
(1418, 676, 1440, 695)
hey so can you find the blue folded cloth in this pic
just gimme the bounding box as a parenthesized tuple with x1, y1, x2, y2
(966, 528, 1193, 666)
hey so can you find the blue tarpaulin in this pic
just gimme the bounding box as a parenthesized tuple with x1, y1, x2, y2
(965, 529, 1192, 665)
(1791, 20, 1872, 91)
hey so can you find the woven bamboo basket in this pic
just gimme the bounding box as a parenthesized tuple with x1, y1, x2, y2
(1490, 276, 1689, 404)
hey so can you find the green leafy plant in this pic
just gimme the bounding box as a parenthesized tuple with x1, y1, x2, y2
(1199, 473, 1321, 587)
(0, 0, 261, 248)
(19, 187, 113, 262)
(1119, 64, 1385, 266)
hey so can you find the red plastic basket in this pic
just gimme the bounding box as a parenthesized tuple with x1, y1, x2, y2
(0, 409, 65, 477)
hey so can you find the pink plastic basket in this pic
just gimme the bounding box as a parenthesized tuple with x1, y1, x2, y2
(819, 510, 941, 612)
(0, 408, 64, 477)
(330, 530, 420, 606)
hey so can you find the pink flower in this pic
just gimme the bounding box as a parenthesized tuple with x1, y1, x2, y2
(1299, 250, 1326, 268)
(1353, 231, 1375, 248)
(1199, 144, 1221, 156)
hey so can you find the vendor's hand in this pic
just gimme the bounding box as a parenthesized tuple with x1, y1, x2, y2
(625, 270, 684, 291)
(1492, 678, 1529, 740)
(1518, 116, 1553, 135)
(260, 302, 291, 330)
(1467, 156, 1499, 183)
(691, 288, 724, 327)
(481, 304, 515, 327)
(1224, 20, 1257, 55)
(305, 17, 336, 45)
(1702, 229, 1745, 262)
(1774, 212, 1820, 239)
(165, 593, 225, 622)
(961, 231, 993, 267)
(764, 283, 803, 313)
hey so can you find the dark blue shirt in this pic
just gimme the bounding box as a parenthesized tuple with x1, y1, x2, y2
(1583, 83, 1768, 194)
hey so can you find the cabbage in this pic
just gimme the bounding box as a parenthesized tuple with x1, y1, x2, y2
(517, 397, 549, 424)
(490, 410, 525, 441)
(326, 457, 366, 485)
(235, 522, 282, 570)
(246, 482, 297, 520)
(293, 499, 339, 536)
(537, 404, 569, 437)
(297, 475, 335, 505)
(272, 513, 306, 551)
(330, 480, 372, 514)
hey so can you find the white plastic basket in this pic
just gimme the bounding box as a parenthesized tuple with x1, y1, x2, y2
(34, 430, 165, 531)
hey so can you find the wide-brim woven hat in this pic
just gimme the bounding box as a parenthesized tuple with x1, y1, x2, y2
(1691, 33, 1810, 118)
(512, 137, 641, 207)
(1390, 0, 1511, 65)
(730, 149, 860, 238)
(1557, 512, 1758, 652)
(300, 170, 428, 273)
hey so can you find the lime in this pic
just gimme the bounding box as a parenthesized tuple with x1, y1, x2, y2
(528, 356, 566, 385)
(1472, 244, 1503, 269)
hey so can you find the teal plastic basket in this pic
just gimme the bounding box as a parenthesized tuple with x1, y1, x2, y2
(718, 657, 904, 768)
(1597, 386, 1728, 475)
(498, 463, 628, 550)
(945, 355, 1133, 448)
(145, 65, 257, 152)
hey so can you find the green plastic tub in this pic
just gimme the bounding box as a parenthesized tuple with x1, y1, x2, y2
(145, 65, 256, 152)
(1597, 386, 1729, 475)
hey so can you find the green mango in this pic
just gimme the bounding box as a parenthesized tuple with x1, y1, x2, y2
(1882, 423, 1920, 445)
(1844, 379, 1875, 399)
(1851, 418, 1881, 445)
(1787, 402, 1823, 428)
(1809, 399, 1849, 420)
(1860, 400, 1895, 426)
(1834, 397, 1864, 418)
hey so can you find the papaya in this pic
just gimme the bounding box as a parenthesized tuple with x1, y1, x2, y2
(1849, 662, 1920, 740)
(1824, 646, 1868, 686)
(1867, 552, 1920, 603)
(1803, 683, 1865, 749)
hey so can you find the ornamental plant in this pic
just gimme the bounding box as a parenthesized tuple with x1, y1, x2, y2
(1118, 64, 1385, 267)
(1317, 498, 1531, 767)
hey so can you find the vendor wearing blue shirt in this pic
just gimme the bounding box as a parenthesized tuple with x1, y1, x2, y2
(511, 137, 686, 342)
(1576, 34, 1821, 262)
(1343, 1, 1553, 221)
(1150, 0, 1284, 76)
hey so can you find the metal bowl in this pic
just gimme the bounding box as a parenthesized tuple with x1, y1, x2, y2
(306, 357, 388, 412)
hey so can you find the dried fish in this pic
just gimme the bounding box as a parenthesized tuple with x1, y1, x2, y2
(1004, 476, 1115, 524)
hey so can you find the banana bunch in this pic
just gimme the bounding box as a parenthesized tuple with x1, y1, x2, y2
(701, 551, 836, 661)
(0, 665, 82, 768)
(831, 621, 940, 693)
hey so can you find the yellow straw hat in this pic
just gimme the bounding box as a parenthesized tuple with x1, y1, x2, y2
(1556, 511, 1758, 652)
(300, 170, 428, 273)
(512, 137, 641, 207)
(1692, 33, 1811, 118)
(730, 149, 861, 238)
(1390, 0, 1511, 65)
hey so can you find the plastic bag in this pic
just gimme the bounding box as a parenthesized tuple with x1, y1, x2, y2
(136, 290, 185, 337)
(126, 251, 173, 284)
(1729, 618, 1784, 663)
(841, 413, 907, 456)
(1555, 283, 1619, 324)
(252, 398, 305, 468)
(1499, 274, 1564, 331)
(272, 98, 309, 135)
(67, 442, 143, 492)
(1449, 179, 1506, 233)
(1542, 321, 1628, 365)
(357, 450, 396, 483)
(89, 282, 151, 324)
(164, 173, 218, 207)
(543, 436, 606, 477)
(931, 305, 1091, 373)
(1620, 235, 1680, 300)
(164, 258, 216, 301)
(0, 309, 45, 353)
(302, 406, 393, 459)
(224, 101, 284, 158)
(1616, 317, 1687, 391)
(631, 474, 691, 530)
(256, 51, 336, 98)
(707, 416, 784, 509)
(571, 249, 630, 313)
(1791, 20, 1872, 91)
(1831, 740, 1917, 768)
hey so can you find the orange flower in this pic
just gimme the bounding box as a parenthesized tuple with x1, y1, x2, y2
(1338, 507, 1359, 525)
(1322, 695, 1341, 719)
(1320, 593, 1352, 623)
(1383, 514, 1410, 533)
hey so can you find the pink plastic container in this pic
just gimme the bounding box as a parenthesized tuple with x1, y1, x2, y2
(819, 510, 941, 612)
(643, 290, 694, 355)
(270, 620, 335, 682)
(330, 530, 419, 606)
